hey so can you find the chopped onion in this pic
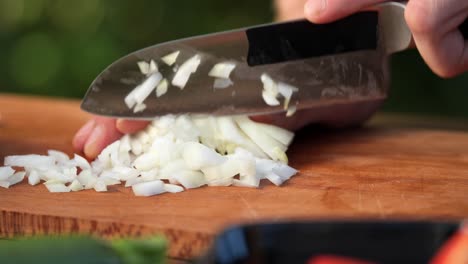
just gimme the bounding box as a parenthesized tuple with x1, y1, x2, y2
(5, 155, 55, 170)
(161, 51, 180, 66)
(73, 154, 90, 170)
(137, 60, 158, 75)
(28, 170, 40, 185)
(213, 78, 233, 89)
(47, 150, 70, 164)
(149, 60, 158, 73)
(261, 73, 278, 95)
(125, 72, 162, 112)
(1, 113, 298, 196)
(0, 166, 15, 181)
(125, 177, 143, 187)
(208, 62, 236, 79)
(182, 142, 226, 170)
(93, 179, 107, 192)
(69, 179, 84, 191)
(265, 173, 284, 186)
(163, 183, 184, 193)
(8, 172, 24, 186)
(44, 182, 70, 193)
(278, 82, 298, 109)
(172, 54, 201, 89)
(286, 105, 297, 117)
(134, 72, 163, 104)
(262, 90, 280, 106)
(0, 181, 10, 189)
(256, 123, 294, 146)
(171, 170, 206, 189)
(156, 78, 168, 97)
(132, 180, 165, 196)
(235, 116, 288, 162)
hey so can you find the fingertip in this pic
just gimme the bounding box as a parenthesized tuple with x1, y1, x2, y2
(116, 119, 150, 134)
(304, 0, 327, 23)
(72, 119, 95, 152)
(83, 125, 104, 160)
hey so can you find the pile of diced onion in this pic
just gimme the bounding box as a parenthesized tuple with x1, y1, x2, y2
(1, 115, 297, 196)
(0, 51, 300, 196)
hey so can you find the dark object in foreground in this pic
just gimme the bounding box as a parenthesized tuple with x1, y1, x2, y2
(197, 220, 466, 264)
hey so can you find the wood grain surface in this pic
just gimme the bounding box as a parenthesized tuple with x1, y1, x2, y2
(1, 93, 468, 259)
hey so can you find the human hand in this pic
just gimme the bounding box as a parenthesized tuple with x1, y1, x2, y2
(303, 0, 468, 77)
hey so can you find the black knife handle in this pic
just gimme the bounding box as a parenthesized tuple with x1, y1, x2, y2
(460, 18, 468, 39)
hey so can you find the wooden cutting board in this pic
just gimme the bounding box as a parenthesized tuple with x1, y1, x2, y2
(1, 93, 468, 259)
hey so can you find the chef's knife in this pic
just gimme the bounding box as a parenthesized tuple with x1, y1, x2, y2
(80, 2, 467, 119)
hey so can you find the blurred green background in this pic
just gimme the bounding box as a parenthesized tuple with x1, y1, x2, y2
(0, 0, 467, 119)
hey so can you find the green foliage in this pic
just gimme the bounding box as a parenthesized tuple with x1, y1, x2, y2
(0, 235, 167, 264)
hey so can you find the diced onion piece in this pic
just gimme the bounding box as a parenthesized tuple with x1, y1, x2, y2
(235, 116, 288, 162)
(137, 60, 158, 75)
(182, 142, 226, 170)
(133, 150, 159, 171)
(47, 150, 70, 164)
(125, 177, 143, 187)
(161, 51, 180, 66)
(265, 173, 284, 186)
(134, 72, 163, 104)
(278, 82, 299, 109)
(8, 171, 25, 186)
(133, 103, 146, 113)
(216, 117, 266, 157)
(232, 179, 258, 188)
(273, 163, 298, 180)
(111, 166, 139, 181)
(0, 166, 15, 181)
(28, 170, 41, 185)
(262, 90, 280, 106)
(208, 62, 236, 79)
(256, 123, 294, 146)
(94, 179, 107, 192)
(286, 105, 297, 117)
(137, 61, 150, 75)
(44, 182, 70, 193)
(163, 184, 184, 193)
(172, 54, 201, 89)
(132, 180, 165, 196)
(213, 78, 233, 89)
(69, 179, 84, 191)
(74, 154, 91, 170)
(156, 78, 168, 97)
(4, 155, 55, 170)
(159, 159, 188, 180)
(172, 170, 206, 189)
(0, 181, 10, 188)
(261, 73, 278, 95)
(149, 60, 158, 73)
(124, 85, 139, 109)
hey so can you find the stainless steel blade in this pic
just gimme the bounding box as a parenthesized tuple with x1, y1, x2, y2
(81, 3, 411, 119)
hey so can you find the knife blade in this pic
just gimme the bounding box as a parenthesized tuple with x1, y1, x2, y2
(80, 3, 412, 119)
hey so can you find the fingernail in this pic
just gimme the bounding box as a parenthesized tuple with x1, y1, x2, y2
(305, 0, 327, 18)
(84, 125, 104, 159)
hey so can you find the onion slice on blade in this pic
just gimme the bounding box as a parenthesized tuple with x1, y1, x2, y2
(161, 51, 180, 66)
(172, 54, 201, 89)
(208, 62, 236, 79)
